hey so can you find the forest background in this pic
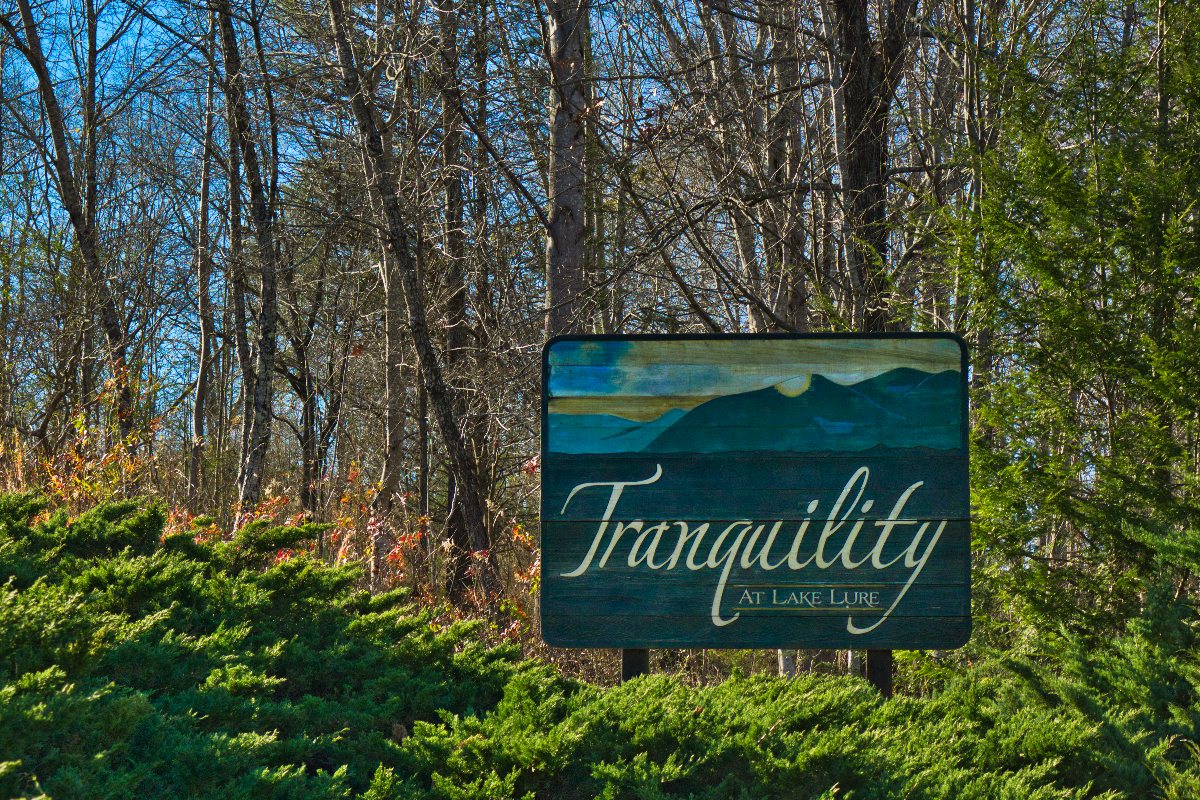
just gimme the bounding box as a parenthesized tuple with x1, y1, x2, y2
(7, 0, 1200, 795)
(1, 0, 1200, 709)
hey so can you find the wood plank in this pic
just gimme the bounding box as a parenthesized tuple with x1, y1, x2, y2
(546, 336, 966, 369)
(541, 613, 973, 649)
(546, 364, 961, 394)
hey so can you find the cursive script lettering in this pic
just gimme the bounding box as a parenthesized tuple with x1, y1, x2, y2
(558, 464, 947, 634)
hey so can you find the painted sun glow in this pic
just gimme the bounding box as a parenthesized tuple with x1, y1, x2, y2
(775, 375, 811, 397)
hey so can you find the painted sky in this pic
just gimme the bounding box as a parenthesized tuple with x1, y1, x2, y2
(548, 338, 962, 420)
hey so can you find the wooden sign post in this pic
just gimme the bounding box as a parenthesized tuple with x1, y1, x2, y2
(540, 334, 970, 691)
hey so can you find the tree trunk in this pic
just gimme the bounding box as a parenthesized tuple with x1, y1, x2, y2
(227, 104, 254, 488)
(828, 0, 917, 331)
(286, 346, 321, 520)
(440, 0, 480, 600)
(370, 248, 405, 589)
(418, 378, 430, 536)
(189, 15, 218, 511)
(373, 247, 406, 518)
(544, 0, 590, 336)
(766, 13, 809, 332)
(216, 0, 281, 516)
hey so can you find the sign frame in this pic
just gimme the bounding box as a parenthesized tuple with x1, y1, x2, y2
(540, 332, 971, 650)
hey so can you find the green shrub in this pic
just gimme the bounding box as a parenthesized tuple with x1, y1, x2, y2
(2, 494, 1198, 799)
(0, 495, 517, 799)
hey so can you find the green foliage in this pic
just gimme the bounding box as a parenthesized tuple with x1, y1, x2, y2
(0, 495, 518, 799)
(952, 0, 1200, 650)
(3, 494, 1199, 798)
(402, 641, 1200, 799)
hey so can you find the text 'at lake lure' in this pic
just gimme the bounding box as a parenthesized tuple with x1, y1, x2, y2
(540, 334, 971, 650)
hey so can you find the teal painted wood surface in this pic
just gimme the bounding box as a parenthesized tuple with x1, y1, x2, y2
(540, 334, 971, 649)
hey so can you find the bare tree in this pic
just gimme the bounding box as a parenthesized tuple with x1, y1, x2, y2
(326, 0, 498, 595)
(214, 0, 283, 514)
(1, 0, 136, 438)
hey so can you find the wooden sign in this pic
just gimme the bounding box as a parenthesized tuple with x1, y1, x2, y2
(540, 334, 970, 649)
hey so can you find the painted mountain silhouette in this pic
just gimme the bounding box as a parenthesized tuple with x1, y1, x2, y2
(644, 368, 962, 453)
(548, 408, 687, 453)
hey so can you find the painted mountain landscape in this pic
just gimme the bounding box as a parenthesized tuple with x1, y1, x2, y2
(550, 367, 962, 454)
(546, 338, 966, 455)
